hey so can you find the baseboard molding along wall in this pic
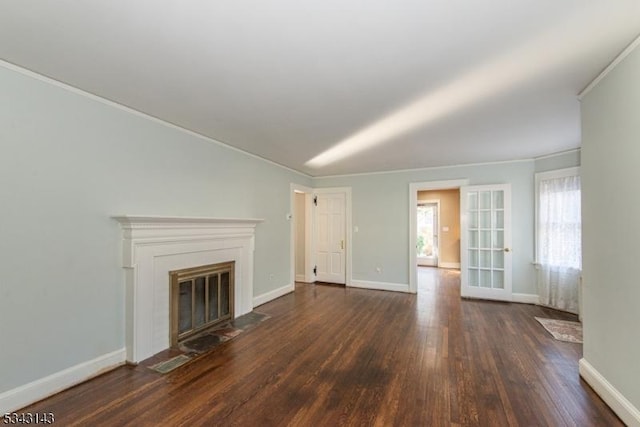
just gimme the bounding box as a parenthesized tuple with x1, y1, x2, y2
(0, 348, 126, 413)
(511, 293, 539, 304)
(349, 280, 410, 293)
(253, 283, 295, 307)
(579, 358, 640, 427)
(295, 274, 305, 282)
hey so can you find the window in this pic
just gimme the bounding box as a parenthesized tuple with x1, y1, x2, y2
(535, 167, 581, 313)
(536, 168, 581, 269)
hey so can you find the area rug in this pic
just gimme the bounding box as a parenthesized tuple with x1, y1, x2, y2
(535, 317, 583, 343)
(148, 311, 270, 374)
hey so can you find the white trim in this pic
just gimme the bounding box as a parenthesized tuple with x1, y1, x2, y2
(313, 187, 353, 286)
(438, 262, 461, 269)
(253, 283, 295, 307)
(290, 184, 315, 288)
(511, 293, 539, 304)
(578, 34, 640, 100)
(112, 215, 264, 227)
(409, 179, 469, 293)
(295, 274, 306, 282)
(303, 193, 314, 283)
(349, 280, 410, 293)
(533, 148, 580, 161)
(579, 358, 640, 427)
(0, 59, 311, 178)
(535, 166, 580, 182)
(0, 348, 126, 413)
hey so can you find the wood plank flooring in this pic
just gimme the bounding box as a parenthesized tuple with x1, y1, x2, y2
(22, 268, 621, 426)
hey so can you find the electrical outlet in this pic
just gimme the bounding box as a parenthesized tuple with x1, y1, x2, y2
(375, 267, 382, 273)
(269, 273, 275, 281)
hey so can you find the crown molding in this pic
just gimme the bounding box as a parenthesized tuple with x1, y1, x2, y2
(578, 33, 640, 100)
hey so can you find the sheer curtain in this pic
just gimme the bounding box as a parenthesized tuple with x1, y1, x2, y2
(536, 172, 581, 314)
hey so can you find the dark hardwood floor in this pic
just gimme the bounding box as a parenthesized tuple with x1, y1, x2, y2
(22, 268, 621, 426)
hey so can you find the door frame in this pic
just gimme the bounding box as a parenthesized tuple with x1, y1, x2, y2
(290, 183, 314, 286)
(409, 179, 469, 293)
(312, 187, 352, 286)
(416, 199, 440, 267)
(289, 184, 352, 287)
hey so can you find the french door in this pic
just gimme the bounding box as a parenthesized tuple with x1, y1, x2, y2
(460, 184, 512, 301)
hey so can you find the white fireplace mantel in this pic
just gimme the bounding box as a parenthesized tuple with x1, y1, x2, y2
(113, 215, 263, 363)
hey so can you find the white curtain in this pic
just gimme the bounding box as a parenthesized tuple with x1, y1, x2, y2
(536, 174, 581, 314)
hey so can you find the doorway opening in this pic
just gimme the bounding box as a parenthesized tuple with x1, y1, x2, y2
(290, 185, 352, 287)
(290, 184, 314, 285)
(417, 201, 439, 267)
(409, 179, 469, 293)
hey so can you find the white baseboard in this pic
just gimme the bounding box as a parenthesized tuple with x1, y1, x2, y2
(0, 348, 126, 413)
(349, 280, 410, 293)
(438, 262, 461, 269)
(512, 293, 539, 304)
(295, 274, 314, 283)
(253, 283, 294, 307)
(579, 358, 640, 426)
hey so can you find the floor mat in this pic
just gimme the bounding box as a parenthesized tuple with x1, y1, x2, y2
(535, 317, 583, 343)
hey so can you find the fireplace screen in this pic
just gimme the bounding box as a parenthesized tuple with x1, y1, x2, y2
(169, 261, 235, 347)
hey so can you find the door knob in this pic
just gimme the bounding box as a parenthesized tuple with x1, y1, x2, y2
(504, 248, 511, 252)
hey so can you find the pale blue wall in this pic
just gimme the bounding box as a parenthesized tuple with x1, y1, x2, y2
(314, 160, 536, 294)
(534, 149, 580, 172)
(0, 65, 311, 394)
(581, 44, 640, 410)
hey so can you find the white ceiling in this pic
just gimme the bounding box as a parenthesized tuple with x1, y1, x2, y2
(1, 1, 639, 176)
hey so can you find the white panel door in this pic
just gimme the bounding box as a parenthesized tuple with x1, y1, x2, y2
(460, 184, 512, 301)
(315, 192, 346, 284)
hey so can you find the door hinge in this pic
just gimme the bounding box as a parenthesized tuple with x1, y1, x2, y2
(313, 265, 317, 275)
(313, 195, 317, 206)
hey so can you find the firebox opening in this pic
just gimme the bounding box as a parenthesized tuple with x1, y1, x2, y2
(169, 261, 235, 348)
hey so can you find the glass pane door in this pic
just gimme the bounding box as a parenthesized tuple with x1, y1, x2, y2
(461, 184, 511, 301)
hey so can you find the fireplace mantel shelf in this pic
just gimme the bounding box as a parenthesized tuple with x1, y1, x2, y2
(113, 215, 264, 227)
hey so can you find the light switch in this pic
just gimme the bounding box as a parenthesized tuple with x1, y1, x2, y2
(442, 226, 449, 232)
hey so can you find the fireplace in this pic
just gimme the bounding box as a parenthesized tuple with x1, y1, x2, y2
(170, 261, 234, 347)
(113, 215, 263, 363)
